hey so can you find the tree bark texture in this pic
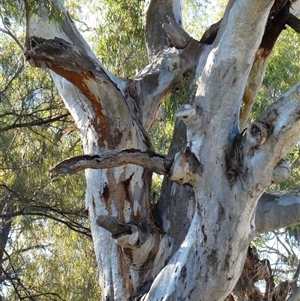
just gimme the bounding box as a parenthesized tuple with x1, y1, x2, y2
(23, 0, 300, 300)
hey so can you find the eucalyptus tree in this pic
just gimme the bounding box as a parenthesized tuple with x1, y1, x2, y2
(2, 0, 300, 300)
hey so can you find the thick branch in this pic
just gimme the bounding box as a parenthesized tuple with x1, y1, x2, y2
(50, 149, 173, 176)
(287, 13, 300, 33)
(145, 0, 182, 61)
(96, 215, 157, 269)
(24, 36, 151, 150)
(96, 215, 132, 237)
(256, 190, 300, 234)
(197, 1, 291, 130)
(257, 84, 300, 159)
(237, 84, 300, 189)
(132, 38, 205, 130)
(50, 148, 203, 187)
(240, 1, 294, 128)
(24, 36, 118, 100)
(24, 0, 149, 154)
(195, 0, 275, 135)
(162, 16, 191, 48)
(96, 215, 151, 246)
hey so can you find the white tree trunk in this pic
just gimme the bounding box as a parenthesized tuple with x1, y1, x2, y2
(21, 0, 300, 300)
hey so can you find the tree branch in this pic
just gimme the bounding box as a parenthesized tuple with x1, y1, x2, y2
(24, 0, 147, 152)
(50, 149, 173, 176)
(24, 36, 116, 98)
(194, 0, 275, 142)
(199, 19, 221, 45)
(24, 35, 149, 150)
(287, 13, 300, 33)
(96, 215, 131, 237)
(162, 16, 191, 48)
(0, 28, 23, 51)
(144, 0, 182, 61)
(50, 147, 203, 186)
(240, 0, 292, 128)
(96, 214, 158, 268)
(96, 215, 152, 247)
(256, 190, 300, 234)
(237, 84, 300, 189)
(257, 84, 300, 159)
(131, 37, 204, 130)
(0, 113, 70, 132)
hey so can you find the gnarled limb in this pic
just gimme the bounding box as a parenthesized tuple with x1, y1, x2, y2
(256, 84, 300, 158)
(50, 149, 173, 176)
(235, 84, 300, 191)
(50, 148, 202, 186)
(96, 215, 158, 268)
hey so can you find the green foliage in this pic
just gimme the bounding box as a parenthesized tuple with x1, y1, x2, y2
(0, 29, 99, 300)
(0, 0, 66, 28)
(182, 0, 226, 39)
(6, 224, 100, 301)
(78, 0, 147, 77)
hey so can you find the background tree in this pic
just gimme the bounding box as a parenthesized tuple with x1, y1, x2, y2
(1, 0, 300, 300)
(0, 13, 100, 300)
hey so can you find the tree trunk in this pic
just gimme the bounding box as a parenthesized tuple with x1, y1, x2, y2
(20, 0, 300, 300)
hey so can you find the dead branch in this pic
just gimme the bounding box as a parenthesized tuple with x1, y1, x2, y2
(50, 149, 173, 176)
